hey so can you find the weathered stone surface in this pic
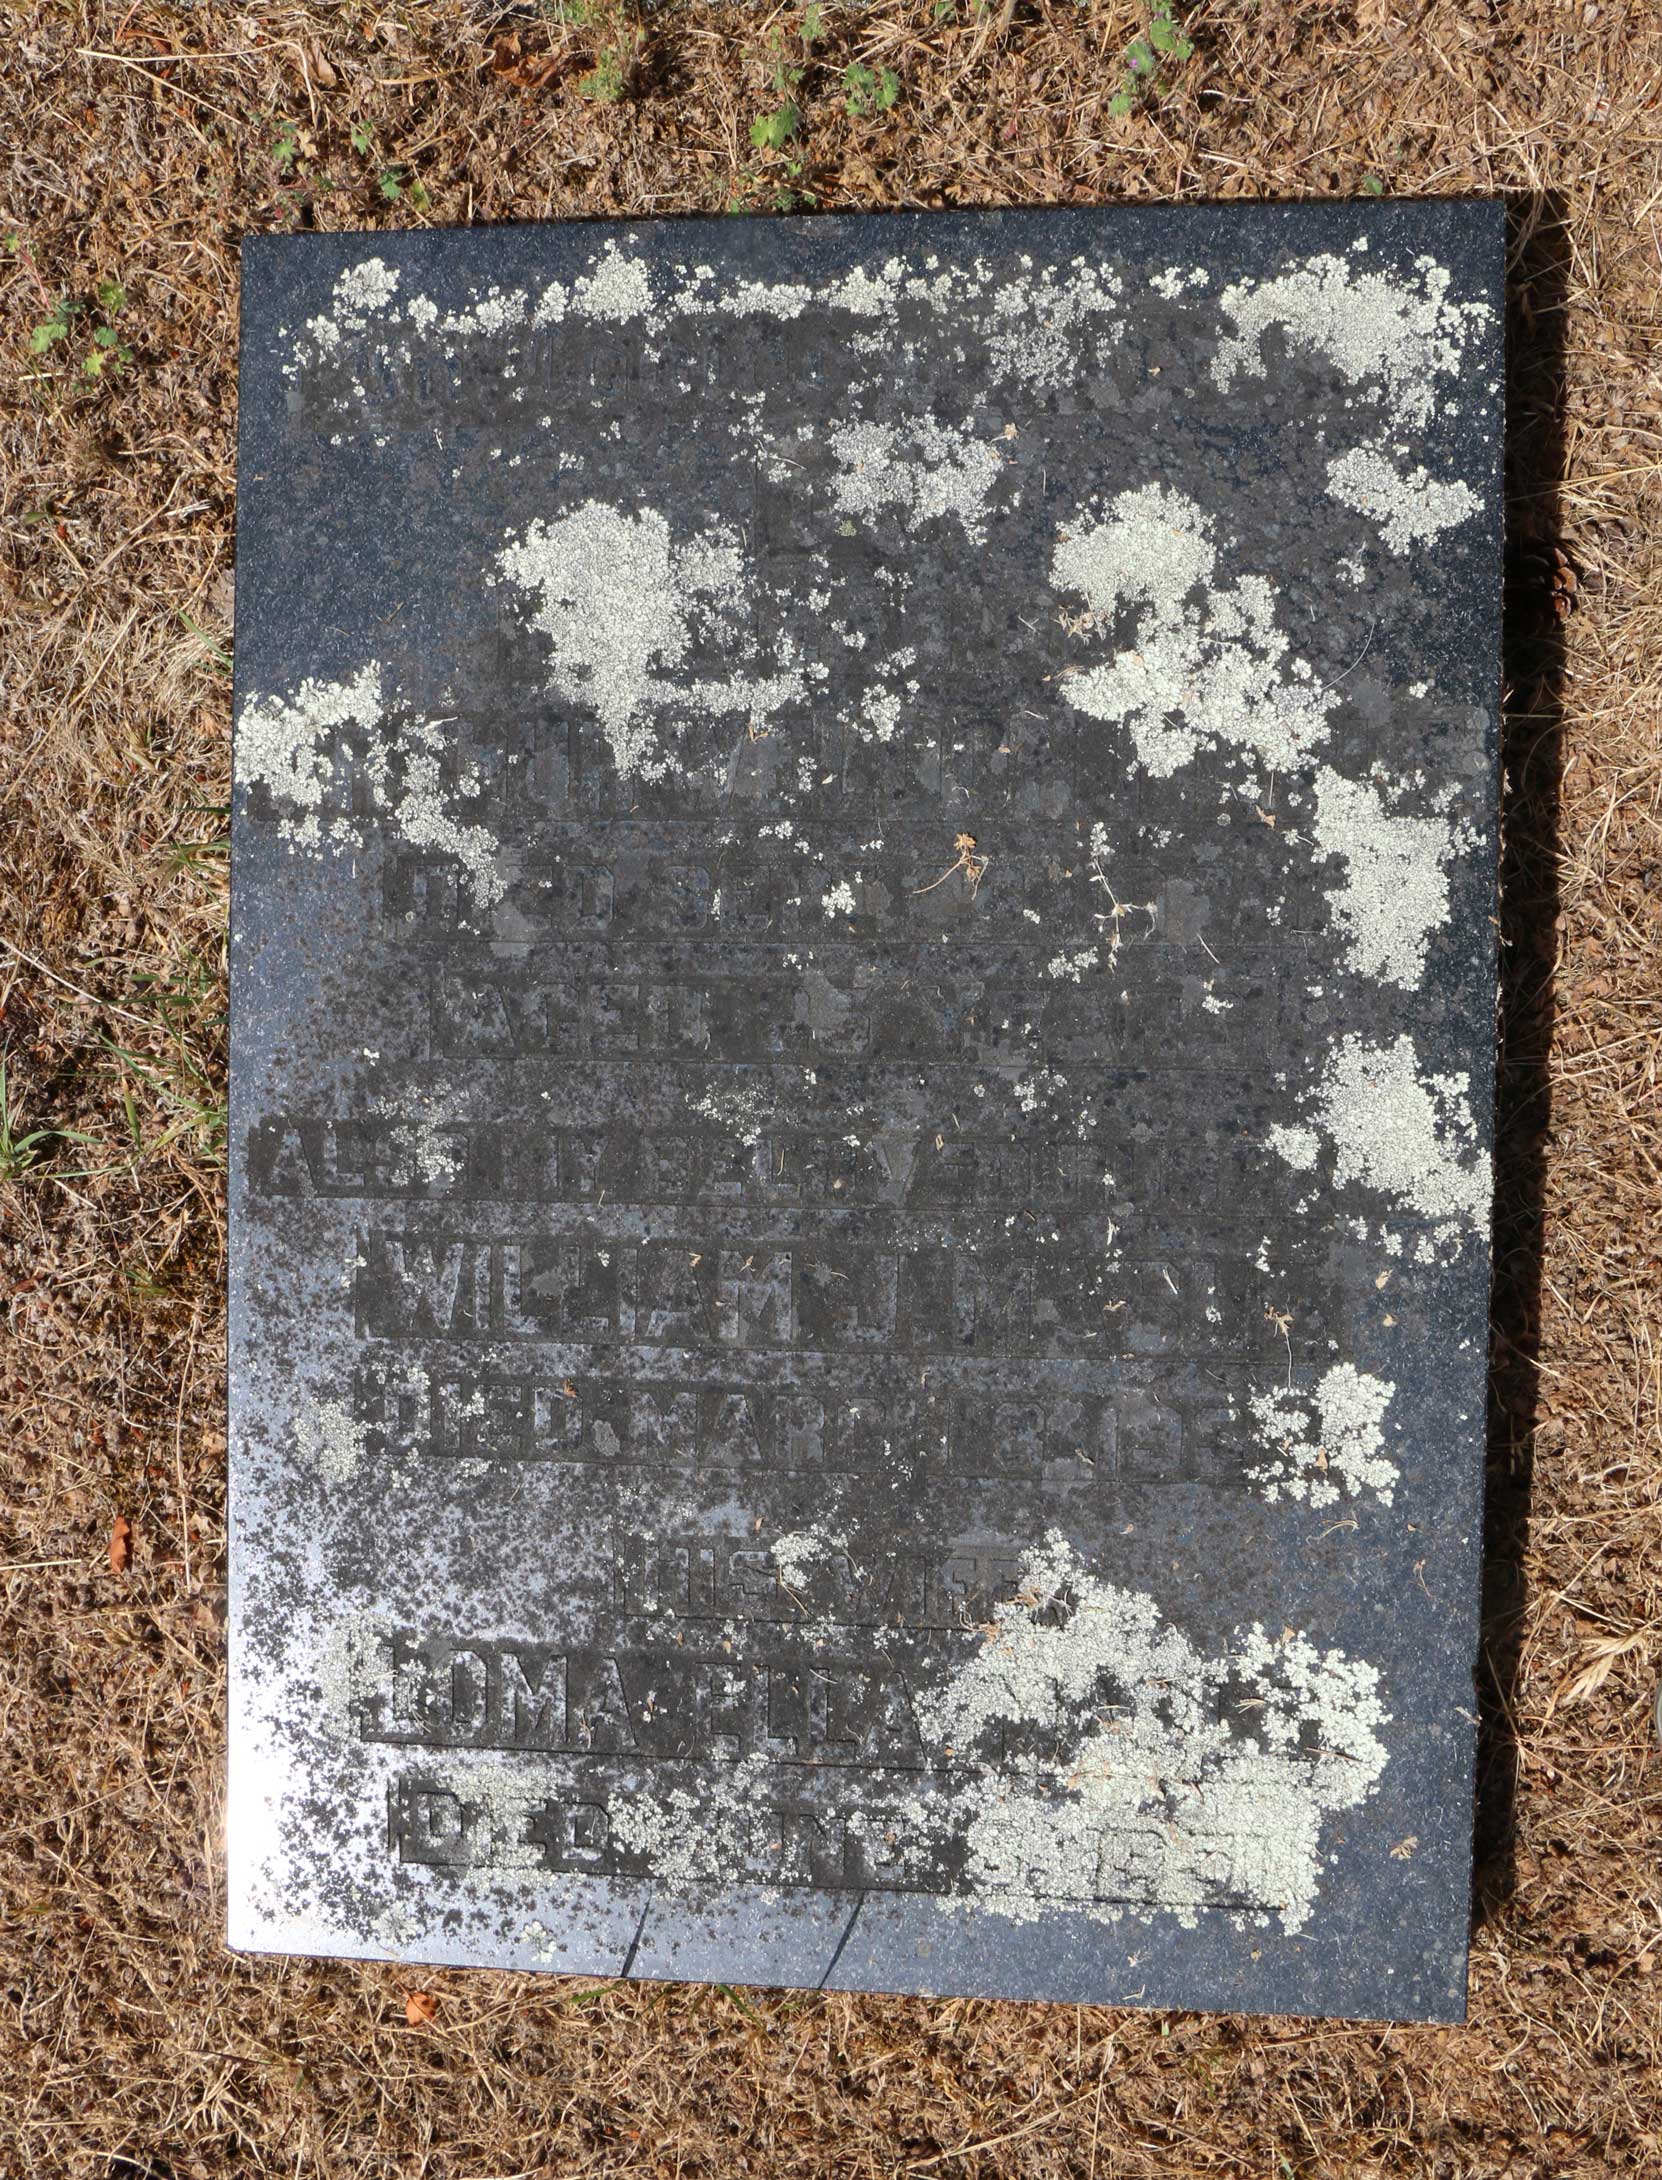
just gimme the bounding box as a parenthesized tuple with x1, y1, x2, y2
(228, 201, 1503, 2019)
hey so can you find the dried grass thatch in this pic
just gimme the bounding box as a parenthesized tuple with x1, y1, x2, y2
(2, 3, 1659, 2174)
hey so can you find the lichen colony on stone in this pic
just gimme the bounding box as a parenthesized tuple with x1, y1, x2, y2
(1270, 1033, 1493, 1238)
(1248, 1365, 1400, 1508)
(1050, 485, 1335, 778)
(1311, 766, 1474, 988)
(493, 502, 803, 782)
(903, 1533, 1389, 1932)
(234, 665, 505, 904)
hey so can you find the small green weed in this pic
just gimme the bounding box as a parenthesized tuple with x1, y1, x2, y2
(0, 1063, 91, 1182)
(100, 1034, 226, 1169)
(843, 62, 900, 118)
(727, 174, 817, 214)
(750, 103, 801, 152)
(737, 12, 828, 204)
(128, 957, 224, 1035)
(577, 46, 627, 101)
(28, 277, 132, 378)
(123, 1260, 183, 1306)
(27, 296, 78, 353)
(1107, 0, 1193, 118)
(175, 609, 233, 679)
(166, 837, 230, 877)
(268, 116, 340, 222)
(378, 166, 431, 210)
(763, 24, 805, 99)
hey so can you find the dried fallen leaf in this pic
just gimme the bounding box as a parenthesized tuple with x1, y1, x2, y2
(405, 1989, 437, 2026)
(108, 1515, 132, 1574)
(492, 33, 564, 89)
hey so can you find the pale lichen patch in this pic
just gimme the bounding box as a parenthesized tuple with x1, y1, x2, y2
(686, 1080, 773, 1147)
(906, 1533, 1389, 1932)
(1212, 251, 1491, 427)
(235, 665, 384, 849)
(1052, 487, 1334, 779)
(828, 417, 1005, 541)
(299, 256, 401, 363)
(375, 715, 507, 905)
(597, 1533, 1389, 1935)
(1046, 946, 1099, 981)
(606, 1753, 778, 1885)
(1326, 447, 1482, 553)
(1270, 1033, 1492, 1235)
(1248, 1365, 1400, 1508)
(1311, 766, 1473, 988)
(572, 244, 654, 324)
(498, 501, 792, 781)
(235, 666, 506, 905)
(291, 1396, 371, 1486)
(312, 1606, 392, 1733)
(986, 260, 1123, 389)
(1149, 265, 1211, 299)
(771, 1526, 848, 1591)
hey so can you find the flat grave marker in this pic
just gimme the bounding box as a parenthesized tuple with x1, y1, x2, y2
(228, 200, 1503, 2019)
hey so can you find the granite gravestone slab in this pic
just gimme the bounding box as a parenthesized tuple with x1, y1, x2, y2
(228, 201, 1503, 2020)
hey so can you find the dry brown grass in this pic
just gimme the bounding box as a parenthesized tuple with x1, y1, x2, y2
(2, 2, 1660, 2174)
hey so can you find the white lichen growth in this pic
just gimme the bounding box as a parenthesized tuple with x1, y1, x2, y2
(235, 666, 504, 904)
(828, 417, 1005, 541)
(291, 1396, 370, 1486)
(312, 1606, 392, 1732)
(1212, 251, 1491, 428)
(1015, 1069, 1066, 1115)
(686, 1081, 773, 1147)
(1269, 1033, 1492, 1235)
(1269, 1124, 1319, 1170)
(600, 1533, 1389, 1934)
(1311, 766, 1473, 988)
(771, 1526, 847, 1591)
(606, 1753, 777, 1884)
(497, 502, 798, 781)
(235, 666, 384, 848)
(1046, 946, 1099, 981)
(1326, 448, 1482, 554)
(856, 684, 904, 744)
(986, 260, 1123, 389)
(393, 1107, 465, 1187)
(907, 1532, 1389, 1932)
(572, 244, 654, 324)
(1248, 1365, 1400, 1508)
(377, 715, 507, 904)
(1149, 265, 1210, 300)
(303, 257, 400, 356)
(1052, 486, 1333, 778)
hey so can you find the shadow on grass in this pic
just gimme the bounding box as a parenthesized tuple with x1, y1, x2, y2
(1473, 189, 1571, 1927)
